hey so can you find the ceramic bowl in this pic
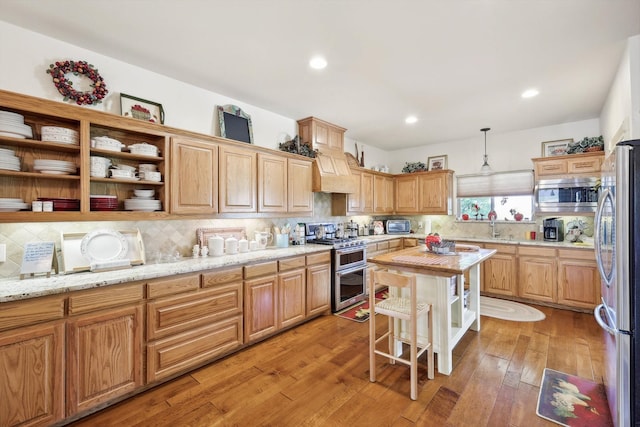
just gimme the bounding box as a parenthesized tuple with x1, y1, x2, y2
(133, 189, 155, 198)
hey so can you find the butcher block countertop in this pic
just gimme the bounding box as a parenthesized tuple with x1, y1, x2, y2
(368, 245, 497, 277)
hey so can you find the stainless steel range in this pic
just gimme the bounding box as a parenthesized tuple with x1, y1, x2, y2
(305, 223, 368, 312)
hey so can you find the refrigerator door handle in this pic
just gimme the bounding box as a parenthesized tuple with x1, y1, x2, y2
(594, 188, 612, 283)
(594, 303, 617, 335)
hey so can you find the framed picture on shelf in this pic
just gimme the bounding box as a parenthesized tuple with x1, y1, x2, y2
(427, 155, 447, 171)
(541, 138, 573, 157)
(120, 93, 165, 124)
(218, 104, 254, 144)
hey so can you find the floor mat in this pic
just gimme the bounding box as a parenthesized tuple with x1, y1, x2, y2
(537, 368, 613, 427)
(334, 288, 388, 322)
(480, 295, 545, 322)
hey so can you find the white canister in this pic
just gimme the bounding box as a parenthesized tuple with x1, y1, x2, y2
(208, 235, 224, 257)
(225, 236, 238, 255)
(238, 237, 249, 253)
(249, 240, 258, 251)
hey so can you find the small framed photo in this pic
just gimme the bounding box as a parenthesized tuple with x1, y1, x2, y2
(120, 93, 165, 124)
(218, 104, 253, 144)
(427, 154, 448, 171)
(541, 138, 573, 157)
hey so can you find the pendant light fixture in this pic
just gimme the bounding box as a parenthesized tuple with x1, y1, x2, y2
(480, 127, 492, 175)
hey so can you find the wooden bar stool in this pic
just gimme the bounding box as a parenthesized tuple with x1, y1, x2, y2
(369, 269, 434, 400)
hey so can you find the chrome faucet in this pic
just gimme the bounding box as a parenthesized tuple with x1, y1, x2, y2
(489, 219, 500, 239)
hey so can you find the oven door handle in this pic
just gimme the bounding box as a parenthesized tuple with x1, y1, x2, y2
(335, 264, 367, 276)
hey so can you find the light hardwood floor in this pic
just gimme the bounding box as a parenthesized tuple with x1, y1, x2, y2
(69, 305, 605, 427)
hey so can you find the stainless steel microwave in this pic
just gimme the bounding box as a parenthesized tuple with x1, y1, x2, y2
(535, 177, 599, 213)
(385, 219, 411, 234)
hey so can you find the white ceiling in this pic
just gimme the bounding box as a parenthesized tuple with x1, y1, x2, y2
(1, 0, 639, 151)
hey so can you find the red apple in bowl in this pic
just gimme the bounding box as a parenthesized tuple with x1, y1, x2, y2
(462, 214, 469, 220)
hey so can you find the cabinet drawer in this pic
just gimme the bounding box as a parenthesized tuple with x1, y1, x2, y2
(147, 273, 201, 299)
(146, 315, 243, 383)
(68, 283, 143, 315)
(244, 261, 277, 279)
(202, 267, 243, 288)
(279, 256, 306, 272)
(0, 294, 66, 331)
(376, 241, 390, 251)
(567, 157, 602, 174)
(306, 251, 330, 266)
(403, 238, 419, 247)
(518, 246, 557, 257)
(484, 243, 517, 254)
(535, 159, 567, 176)
(147, 282, 242, 340)
(558, 248, 595, 261)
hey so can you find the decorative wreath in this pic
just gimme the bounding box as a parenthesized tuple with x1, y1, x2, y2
(46, 60, 108, 106)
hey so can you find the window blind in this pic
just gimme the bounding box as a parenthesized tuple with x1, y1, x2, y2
(456, 170, 534, 197)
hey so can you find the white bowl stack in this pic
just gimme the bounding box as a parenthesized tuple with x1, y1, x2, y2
(0, 197, 28, 212)
(33, 159, 77, 175)
(41, 126, 79, 145)
(128, 143, 158, 156)
(0, 147, 21, 171)
(0, 110, 33, 139)
(91, 136, 124, 152)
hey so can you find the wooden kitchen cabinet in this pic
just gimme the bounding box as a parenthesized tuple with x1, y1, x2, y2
(244, 261, 278, 342)
(0, 321, 65, 427)
(219, 144, 257, 213)
(146, 272, 243, 383)
(395, 174, 419, 213)
(557, 249, 600, 309)
(518, 246, 557, 303)
(482, 243, 517, 296)
(395, 170, 453, 215)
(278, 257, 306, 329)
(287, 157, 314, 214)
(66, 303, 144, 416)
(373, 174, 394, 213)
(297, 116, 345, 153)
(532, 151, 604, 178)
(170, 136, 218, 214)
(258, 152, 287, 213)
(306, 252, 331, 316)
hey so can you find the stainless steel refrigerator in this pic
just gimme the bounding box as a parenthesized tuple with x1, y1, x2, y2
(594, 139, 640, 426)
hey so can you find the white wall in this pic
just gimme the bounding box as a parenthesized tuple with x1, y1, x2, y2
(0, 21, 297, 151)
(388, 119, 600, 175)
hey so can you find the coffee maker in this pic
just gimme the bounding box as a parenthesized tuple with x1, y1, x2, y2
(543, 218, 564, 242)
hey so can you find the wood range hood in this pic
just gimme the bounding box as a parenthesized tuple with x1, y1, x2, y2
(312, 152, 358, 193)
(297, 116, 358, 194)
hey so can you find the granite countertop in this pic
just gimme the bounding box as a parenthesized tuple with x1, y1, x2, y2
(0, 244, 331, 303)
(362, 233, 594, 250)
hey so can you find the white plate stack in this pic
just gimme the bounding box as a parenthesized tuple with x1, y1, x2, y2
(0, 147, 21, 171)
(33, 159, 77, 175)
(0, 110, 33, 139)
(124, 197, 162, 212)
(0, 197, 29, 212)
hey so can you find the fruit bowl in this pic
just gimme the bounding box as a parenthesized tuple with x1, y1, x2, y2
(426, 240, 456, 254)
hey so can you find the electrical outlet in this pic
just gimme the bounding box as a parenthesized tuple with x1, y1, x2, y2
(0, 244, 6, 262)
(418, 222, 423, 230)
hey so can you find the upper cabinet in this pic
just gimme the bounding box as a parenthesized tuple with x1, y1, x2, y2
(396, 170, 454, 215)
(219, 145, 257, 213)
(297, 117, 345, 153)
(532, 152, 604, 178)
(258, 152, 287, 213)
(373, 174, 394, 214)
(287, 158, 313, 214)
(170, 137, 218, 214)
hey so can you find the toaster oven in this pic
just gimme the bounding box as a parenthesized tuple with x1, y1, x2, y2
(385, 219, 411, 234)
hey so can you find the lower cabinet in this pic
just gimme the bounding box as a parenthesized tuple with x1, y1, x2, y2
(278, 256, 307, 329)
(66, 303, 144, 416)
(0, 321, 65, 427)
(557, 249, 600, 309)
(482, 243, 517, 296)
(518, 247, 557, 303)
(306, 252, 331, 316)
(244, 261, 279, 342)
(146, 271, 243, 383)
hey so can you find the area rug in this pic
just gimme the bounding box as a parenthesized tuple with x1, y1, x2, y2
(537, 368, 612, 427)
(479, 296, 545, 322)
(335, 288, 388, 322)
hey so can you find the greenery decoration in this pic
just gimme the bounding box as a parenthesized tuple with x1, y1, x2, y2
(46, 60, 108, 106)
(402, 161, 428, 173)
(567, 135, 604, 154)
(278, 135, 318, 158)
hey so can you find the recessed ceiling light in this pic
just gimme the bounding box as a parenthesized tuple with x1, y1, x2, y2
(521, 88, 539, 98)
(309, 56, 327, 70)
(405, 115, 418, 124)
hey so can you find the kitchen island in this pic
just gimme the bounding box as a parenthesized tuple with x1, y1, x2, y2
(368, 245, 496, 375)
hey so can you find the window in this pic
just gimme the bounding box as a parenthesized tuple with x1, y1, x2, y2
(459, 195, 533, 220)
